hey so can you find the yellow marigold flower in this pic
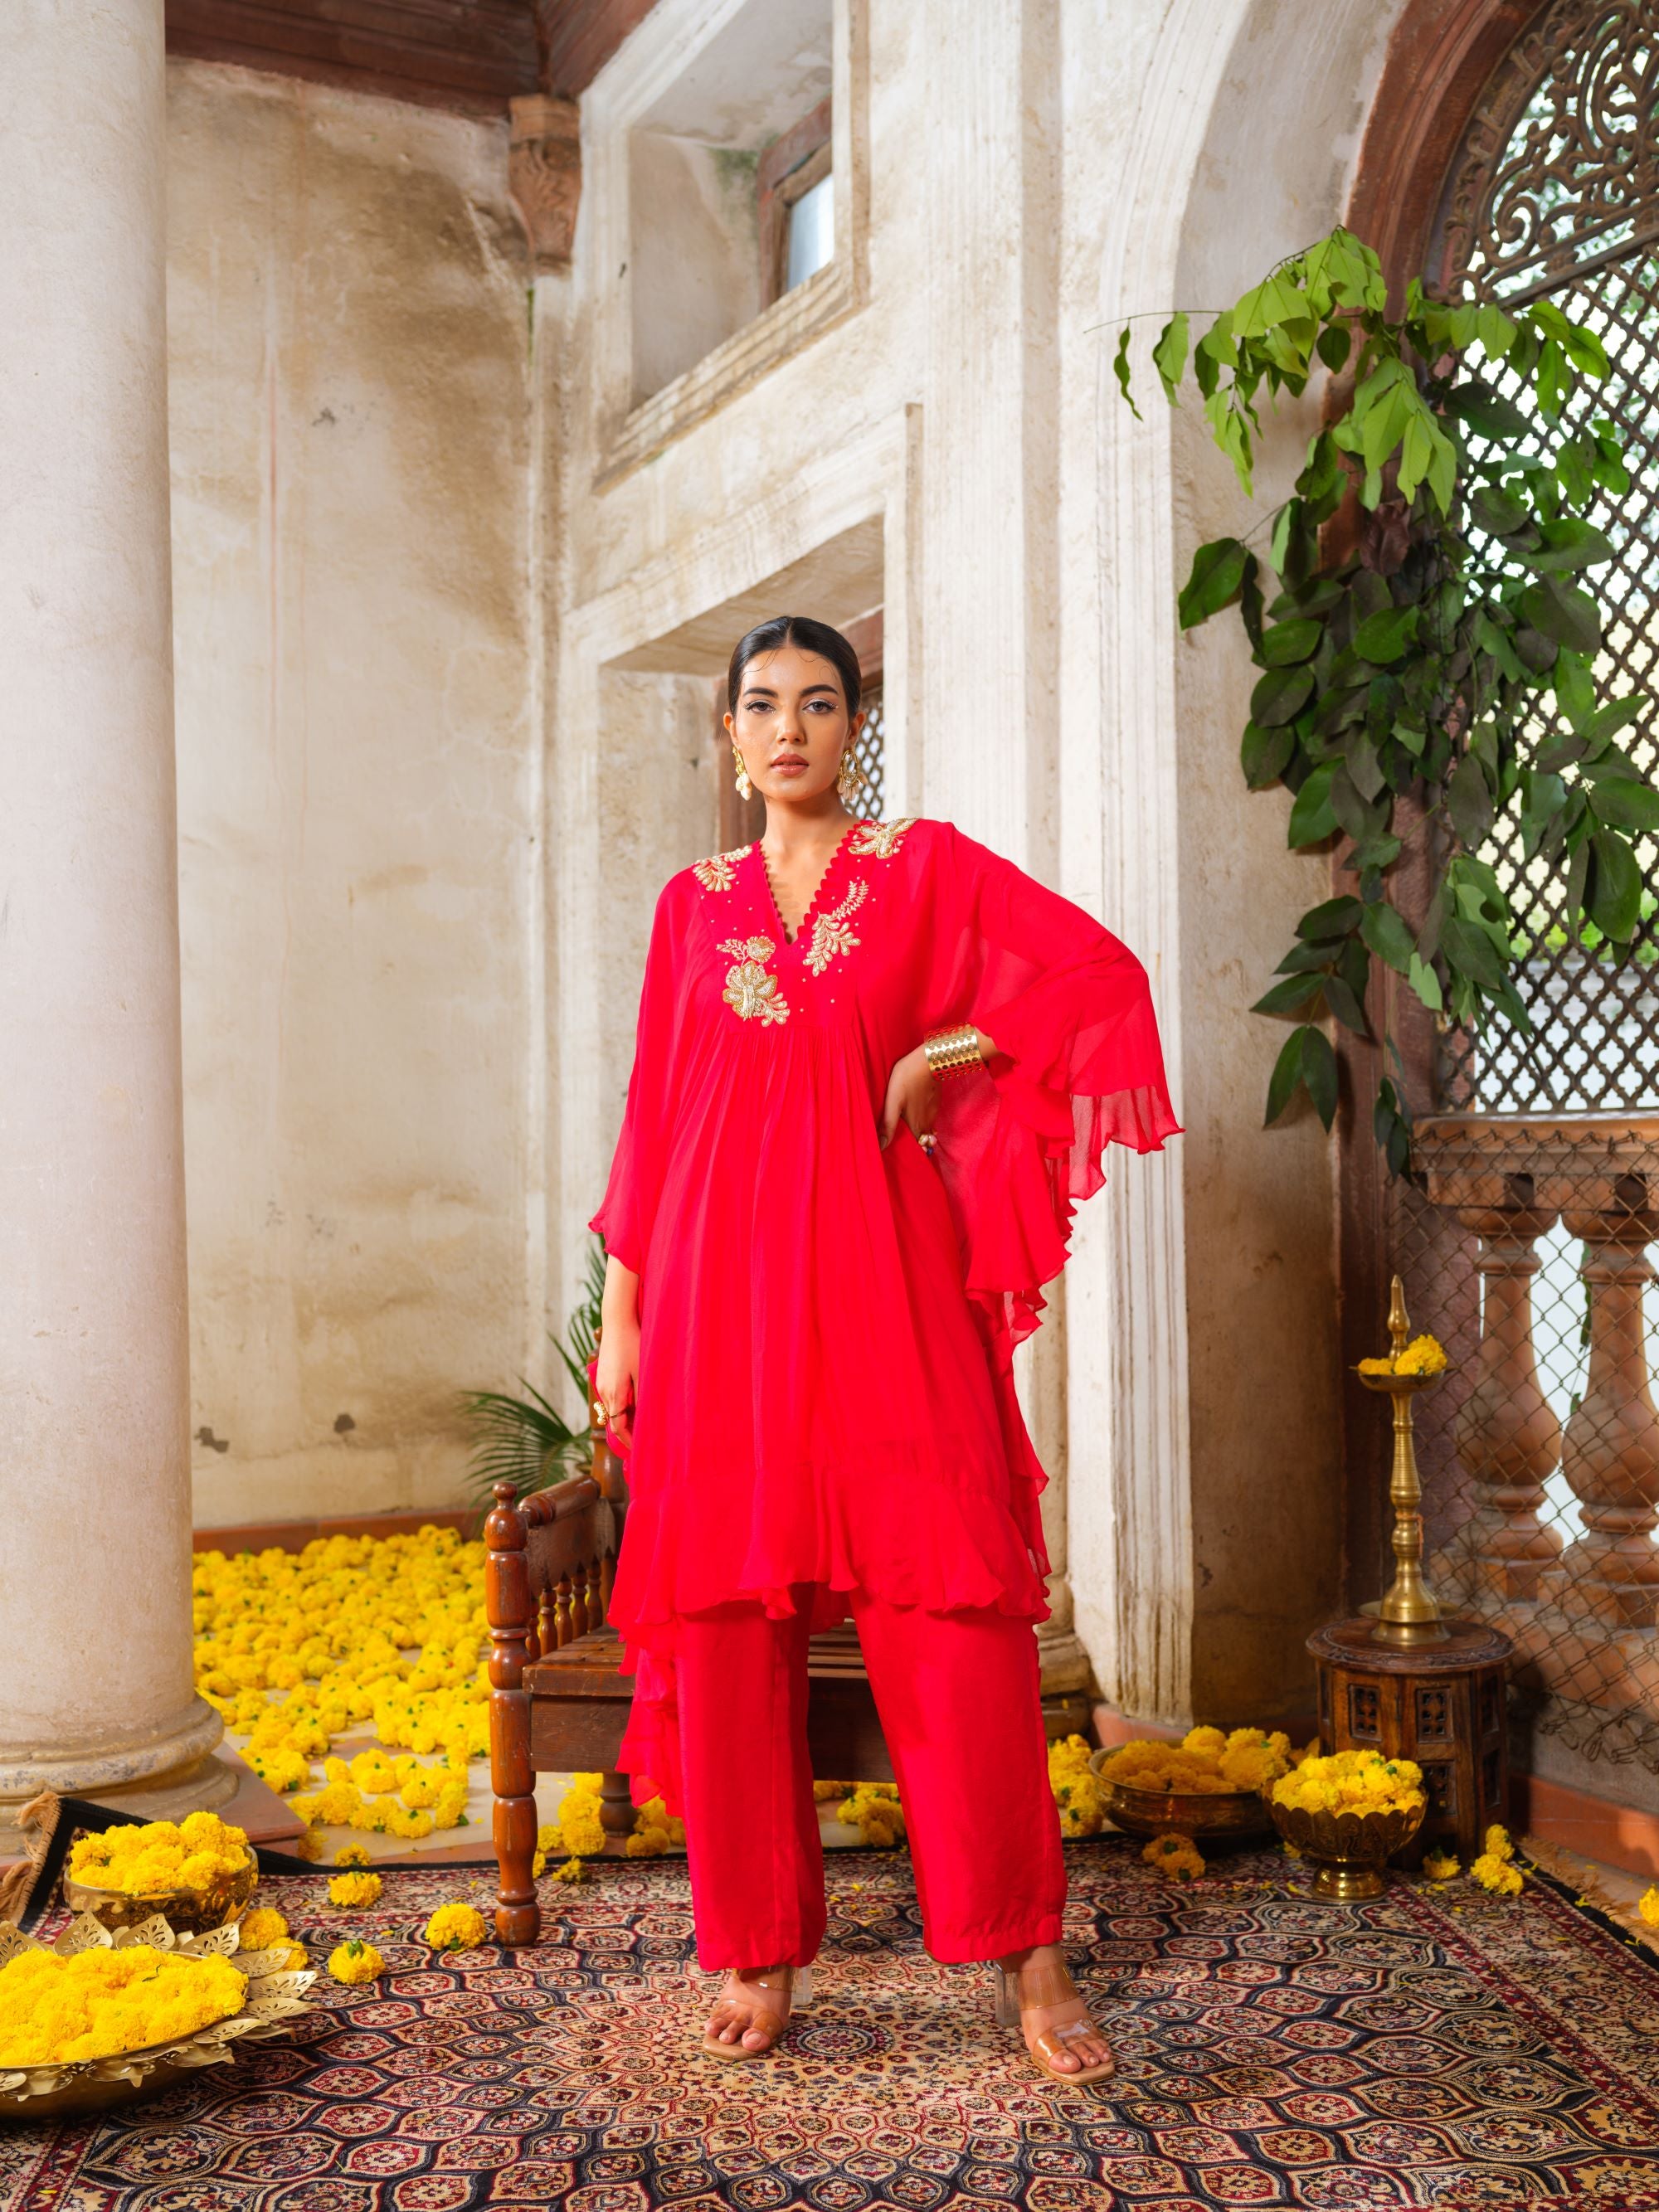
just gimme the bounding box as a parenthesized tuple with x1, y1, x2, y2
(1638, 1885, 1659, 1928)
(1423, 1850, 1461, 1882)
(239, 1907, 290, 1950)
(1181, 1726, 1227, 1759)
(1483, 1823, 1515, 1864)
(327, 1870, 383, 1908)
(812, 1780, 849, 1801)
(0, 1945, 246, 2066)
(1470, 1851, 1523, 1896)
(1395, 1334, 1448, 1376)
(334, 1845, 372, 1869)
(626, 1826, 671, 1858)
(424, 1903, 489, 1952)
(327, 1938, 384, 1986)
(1141, 1833, 1204, 1883)
(294, 1829, 324, 1862)
(554, 1855, 586, 1884)
(1356, 1356, 1394, 1374)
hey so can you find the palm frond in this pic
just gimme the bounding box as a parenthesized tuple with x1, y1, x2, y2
(459, 1235, 611, 1504)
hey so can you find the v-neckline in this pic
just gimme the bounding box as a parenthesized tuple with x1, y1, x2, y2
(754, 822, 861, 948)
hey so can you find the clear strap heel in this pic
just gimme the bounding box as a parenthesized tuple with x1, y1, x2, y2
(990, 1954, 1114, 2088)
(699, 1963, 812, 2062)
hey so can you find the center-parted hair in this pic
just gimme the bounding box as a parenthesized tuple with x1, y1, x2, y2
(726, 615, 863, 719)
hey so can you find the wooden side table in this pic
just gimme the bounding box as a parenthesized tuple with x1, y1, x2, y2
(1307, 1616, 1511, 1863)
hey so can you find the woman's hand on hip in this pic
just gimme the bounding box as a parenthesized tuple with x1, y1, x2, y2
(878, 1043, 938, 1151)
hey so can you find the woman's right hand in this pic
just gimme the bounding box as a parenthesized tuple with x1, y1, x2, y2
(595, 1256, 641, 1450)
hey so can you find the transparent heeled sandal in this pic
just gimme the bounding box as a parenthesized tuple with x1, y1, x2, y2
(991, 1955, 1114, 2088)
(699, 1965, 814, 2063)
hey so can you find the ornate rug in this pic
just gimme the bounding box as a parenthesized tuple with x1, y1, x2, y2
(5, 1840, 1659, 2210)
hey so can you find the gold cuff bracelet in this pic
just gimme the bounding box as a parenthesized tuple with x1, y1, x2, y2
(923, 1023, 983, 1081)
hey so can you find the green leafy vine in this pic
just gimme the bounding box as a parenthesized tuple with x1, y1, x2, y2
(1115, 226, 1656, 1165)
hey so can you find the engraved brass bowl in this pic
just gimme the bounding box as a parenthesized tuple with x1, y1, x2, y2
(1088, 1752, 1275, 1843)
(1268, 1798, 1426, 1901)
(0, 1911, 314, 2123)
(63, 1853, 257, 1936)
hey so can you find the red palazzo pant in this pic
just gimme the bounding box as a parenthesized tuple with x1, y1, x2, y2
(675, 1587, 1068, 1969)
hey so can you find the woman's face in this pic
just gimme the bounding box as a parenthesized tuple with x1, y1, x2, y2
(726, 646, 863, 805)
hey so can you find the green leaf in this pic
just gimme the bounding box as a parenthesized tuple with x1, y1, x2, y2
(1580, 696, 1647, 748)
(1152, 312, 1189, 403)
(1554, 649, 1597, 732)
(1353, 604, 1419, 664)
(1258, 617, 1322, 668)
(1277, 937, 1349, 975)
(1265, 1025, 1310, 1126)
(1408, 951, 1443, 1013)
(1240, 720, 1295, 790)
(1476, 302, 1516, 359)
(1316, 323, 1352, 372)
(1287, 761, 1339, 846)
(1470, 484, 1531, 538)
(1297, 896, 1364, 940)
(1252, 664, 1316, 727)
(1179, 536, 1249, 629)
(1253, 974, 1326, 1017)
(1591, 777, 1659, 833)
(1301, 1024, 1339, 1130)
(1588, 829, 1642, 941)
(1520, 576, 1601, 655)
(1444, 378, 1530, 441)
(1447, 753, 1495, 848)
(1524, 517, 1616, 572)
(1113, 326, 1141, 420)
(1322, 974, 1370, 1035)
(1442, 915, 1507, 989)
(1360, 902, 1415, 973)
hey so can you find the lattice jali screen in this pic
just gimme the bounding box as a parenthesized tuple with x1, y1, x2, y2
(850, 683, 887, 819)
(1384, 4, 1659, 1806)
(1435, 0, 1659, 1112)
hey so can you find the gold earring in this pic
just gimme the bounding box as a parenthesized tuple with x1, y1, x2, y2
(837, 749, 867, 802)
(732, 742, 752, 802)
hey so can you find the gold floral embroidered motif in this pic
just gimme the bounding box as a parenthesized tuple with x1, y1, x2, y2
(804, 879, 869, 977)
(693, 845, 751, 892)
(719, 936, 790, 1024)
(848, 818, 918, 860)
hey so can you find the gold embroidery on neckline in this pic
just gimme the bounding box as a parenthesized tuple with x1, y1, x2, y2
(718, 936, 790, 1024)
(693, 845, 751, 892)
(804, 878, 869, 977)
(848, 818, 918, 860)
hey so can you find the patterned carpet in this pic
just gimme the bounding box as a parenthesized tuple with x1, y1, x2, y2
(5, 1840, 1659, 2210)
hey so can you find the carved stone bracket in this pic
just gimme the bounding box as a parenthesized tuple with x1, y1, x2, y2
(509, 95, 581, 272)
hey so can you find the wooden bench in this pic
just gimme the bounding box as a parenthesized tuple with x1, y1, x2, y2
(484, 1422, 892, 1943)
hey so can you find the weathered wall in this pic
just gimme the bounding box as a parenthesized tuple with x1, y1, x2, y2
(166, 61, 538, 1526)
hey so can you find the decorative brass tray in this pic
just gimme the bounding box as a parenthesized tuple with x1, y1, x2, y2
(0, 1911, 314, 2123)
(1267, 1798, 1427, 1900)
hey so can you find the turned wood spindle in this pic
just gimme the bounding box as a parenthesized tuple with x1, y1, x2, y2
(1453, 1199, 1564, 1602)
(1560, 1179, 1659, 1629)
(554, 1572, 573, 1647)
(484, 1480, 540, 1946)
(536, 1586, 556, 1659)
(569, 1561, 589, 1641)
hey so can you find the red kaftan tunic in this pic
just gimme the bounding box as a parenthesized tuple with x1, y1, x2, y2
(590, 816, 1179, 1806)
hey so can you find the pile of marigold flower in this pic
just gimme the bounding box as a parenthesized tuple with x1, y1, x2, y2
(532, 1772, 687, 1875)
(1358, 1333, 1448, 1378)
(1048, 1735, 1108, 1836)
(0, 1945, 247, 2067)
(66, 1812, 251, 1895)
(1098, 1725, 1300, 1798)
(1271, 1748, 1426, 1817)
(192, 1527, 490, 1841)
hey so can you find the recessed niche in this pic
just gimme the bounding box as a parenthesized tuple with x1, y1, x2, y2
(628, 0, 834, 406)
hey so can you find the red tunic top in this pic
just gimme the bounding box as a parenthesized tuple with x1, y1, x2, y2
(591, 816, 1179, 1807)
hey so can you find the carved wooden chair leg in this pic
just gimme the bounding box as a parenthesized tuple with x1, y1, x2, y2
(600, 1770, 635, 1845)
(484, 1480, 541, 1945)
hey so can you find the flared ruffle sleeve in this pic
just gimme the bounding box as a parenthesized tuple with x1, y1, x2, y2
(587, 881, 688, 1279)
(928, 826, 1180, 1373)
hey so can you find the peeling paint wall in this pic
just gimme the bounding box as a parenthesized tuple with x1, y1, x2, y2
(165, 61, 538, 1526)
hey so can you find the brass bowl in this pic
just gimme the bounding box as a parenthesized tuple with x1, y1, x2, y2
(1268, 1797, 1426, 1900)
(62, 1854, 257, 1937)
(0, 1911, 314, 2123)
(1088, 1753, 1275, 1843)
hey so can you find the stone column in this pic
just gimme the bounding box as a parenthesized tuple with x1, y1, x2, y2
(0, 0, 225, 1820)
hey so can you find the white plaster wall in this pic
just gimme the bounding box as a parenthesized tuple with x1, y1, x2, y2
(165, 61, 538, 1526)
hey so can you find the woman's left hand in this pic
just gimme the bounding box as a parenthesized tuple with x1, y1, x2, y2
(879, 1043, 937, 1150)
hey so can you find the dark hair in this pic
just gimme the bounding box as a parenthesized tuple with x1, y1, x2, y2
(726, 615, 862, 717)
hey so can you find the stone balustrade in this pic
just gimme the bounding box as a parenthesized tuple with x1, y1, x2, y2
(1411, 1116, 1659, 1758)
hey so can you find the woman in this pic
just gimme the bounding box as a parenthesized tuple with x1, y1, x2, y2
(591, 615, 1177, 2083)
